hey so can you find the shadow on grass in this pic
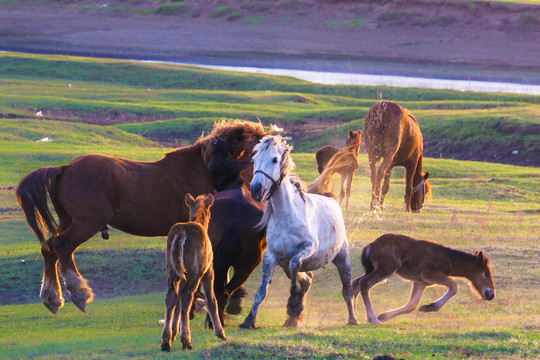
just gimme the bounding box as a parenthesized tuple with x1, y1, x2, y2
(0, 248, 166, 305)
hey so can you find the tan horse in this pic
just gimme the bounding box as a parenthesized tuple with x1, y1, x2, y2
(353, 234, 495, 324)
(364, 101, 431, 212)
(16, 120, 266, 314)
(161, 193, 226, 351)
(315, 130, 362, 209)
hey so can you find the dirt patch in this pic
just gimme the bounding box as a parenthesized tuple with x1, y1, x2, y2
(0, 0, 539, 84)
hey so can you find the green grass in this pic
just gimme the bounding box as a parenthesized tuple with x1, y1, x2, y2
(0, 52, 539, 358)
(0, 52, 538, 166)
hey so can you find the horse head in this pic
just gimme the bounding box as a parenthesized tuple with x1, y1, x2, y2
(410, 171, 431, 212)
(250, 135, 294, 202)
(345, 130, 362, 148)
(467, 251, 495, 301)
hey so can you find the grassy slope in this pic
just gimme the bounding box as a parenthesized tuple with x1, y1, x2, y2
(0, 52, 539, 359)
(0, 52, 539, 164)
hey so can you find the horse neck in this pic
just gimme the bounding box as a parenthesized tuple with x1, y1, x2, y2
(269, 174, 301, 217)
(160, 143, 211, 177)
(190, 209, 210, 231)
(446, 249, 477, 278)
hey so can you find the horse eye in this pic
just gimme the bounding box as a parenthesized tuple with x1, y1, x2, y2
(484, 272, 490, 278)
(272, 157, 278, 163)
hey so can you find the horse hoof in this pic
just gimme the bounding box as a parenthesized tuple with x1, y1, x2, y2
(217, 333, 227, 341)
(181, 340, 193, 350)
(161, 342, 171, 352)
(239, 322, 257, 330)
(43, 300, 63, 314)
(282, 317, 299, 328)
(72, 299, 87, 313)
(347, 319, 360, 326)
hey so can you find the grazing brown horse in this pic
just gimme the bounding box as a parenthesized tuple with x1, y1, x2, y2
(16, 120, 266, 314)
(352, 234, 495, 324)
(364, 101, 431, 212)
(161, 193, 226, 351)
(315, 130, 362, 209)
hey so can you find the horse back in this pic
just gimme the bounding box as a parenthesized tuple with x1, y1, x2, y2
(364, 101, 422, 165)
(368, 234, 454, 280)
(168, 222, 213, 278)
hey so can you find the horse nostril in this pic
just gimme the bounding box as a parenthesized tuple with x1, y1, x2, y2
(250, 182, 262, 200)
(484, 289, 495, 300)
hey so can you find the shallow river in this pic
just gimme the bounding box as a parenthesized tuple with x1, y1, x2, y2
(191, 64, 540, 96)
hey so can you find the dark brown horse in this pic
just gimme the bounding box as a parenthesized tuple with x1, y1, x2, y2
(315, 130, 362, 209)
(352, 234, 495, 323)
(206, 177, 266, 328)
(364, 101, 431, 212)
(161, 193, 225, 351)
(16, 120, 266, 314)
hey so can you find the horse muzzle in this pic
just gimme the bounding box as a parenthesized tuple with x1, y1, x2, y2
(250, 182, 264, 202)
(483, 288, 495, 301)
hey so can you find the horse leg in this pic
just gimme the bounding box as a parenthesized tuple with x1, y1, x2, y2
(282, 268, 313, 328)
(239, 252, 279, 329)
(161, 276, 180, 352)
(345, 172, 354, 210)
(179, 283, 196, 350)
(53, 221, 100, 312)
(40, 238, 64, 314)
(368, 156, 379, 210)
(352, 260, 398, 324)
(332, 243, 359, 325)
(223, 264, 255, 316)
(339, 173, 346, 207)
(379, 168, 393, 210)
(201, 267, 227, 341)
(418, 270, 458, 312)
(377, 281, 426, 322)
(373, 157, 393, 211)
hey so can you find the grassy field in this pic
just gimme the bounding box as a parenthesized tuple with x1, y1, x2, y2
(0, 52, 539, 359)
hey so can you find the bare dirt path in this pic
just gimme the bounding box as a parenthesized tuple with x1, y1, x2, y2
(1, 0, 539, 84)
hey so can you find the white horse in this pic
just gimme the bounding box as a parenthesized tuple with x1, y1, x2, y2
(239, 135, 359, 329)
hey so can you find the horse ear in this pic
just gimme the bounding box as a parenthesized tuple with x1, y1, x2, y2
(476, 251, 485, 264)
(424, 171, 430, 181)
(185, 193, 195, 208)
(205, 193, 214, 208)
(349, 130, 354, 138)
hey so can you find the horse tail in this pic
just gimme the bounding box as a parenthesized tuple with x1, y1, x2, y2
(226, 286, 248, 315)
(361, 245, 374, 275)
(16, 166, 62, 244)
(308, 148, 356, 196)
(170, 231, 187, 280)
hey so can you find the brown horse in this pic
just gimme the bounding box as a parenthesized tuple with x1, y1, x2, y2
(352, 234, 495, 324)
(315, 130, 362, 209)
(161, 193, 226, 351)
(206, 178, 266, 328)
(364, 101, 431, 212)
(16, 120, 266, 314)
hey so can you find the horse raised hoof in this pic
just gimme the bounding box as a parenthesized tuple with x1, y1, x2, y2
(70, 288, 95, 313)
(418, 304, 439, 312)
(41, 289, 65, 314)
(225, 297, 243, 315)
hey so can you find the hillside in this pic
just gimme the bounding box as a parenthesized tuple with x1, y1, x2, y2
(0, 53, 538, 167)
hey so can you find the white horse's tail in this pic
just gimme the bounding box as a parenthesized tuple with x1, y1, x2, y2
(170, 231, 187, 280)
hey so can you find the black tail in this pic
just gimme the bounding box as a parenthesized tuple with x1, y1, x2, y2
(361, 245, 374, 275)
(16, 166, 62, 243)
